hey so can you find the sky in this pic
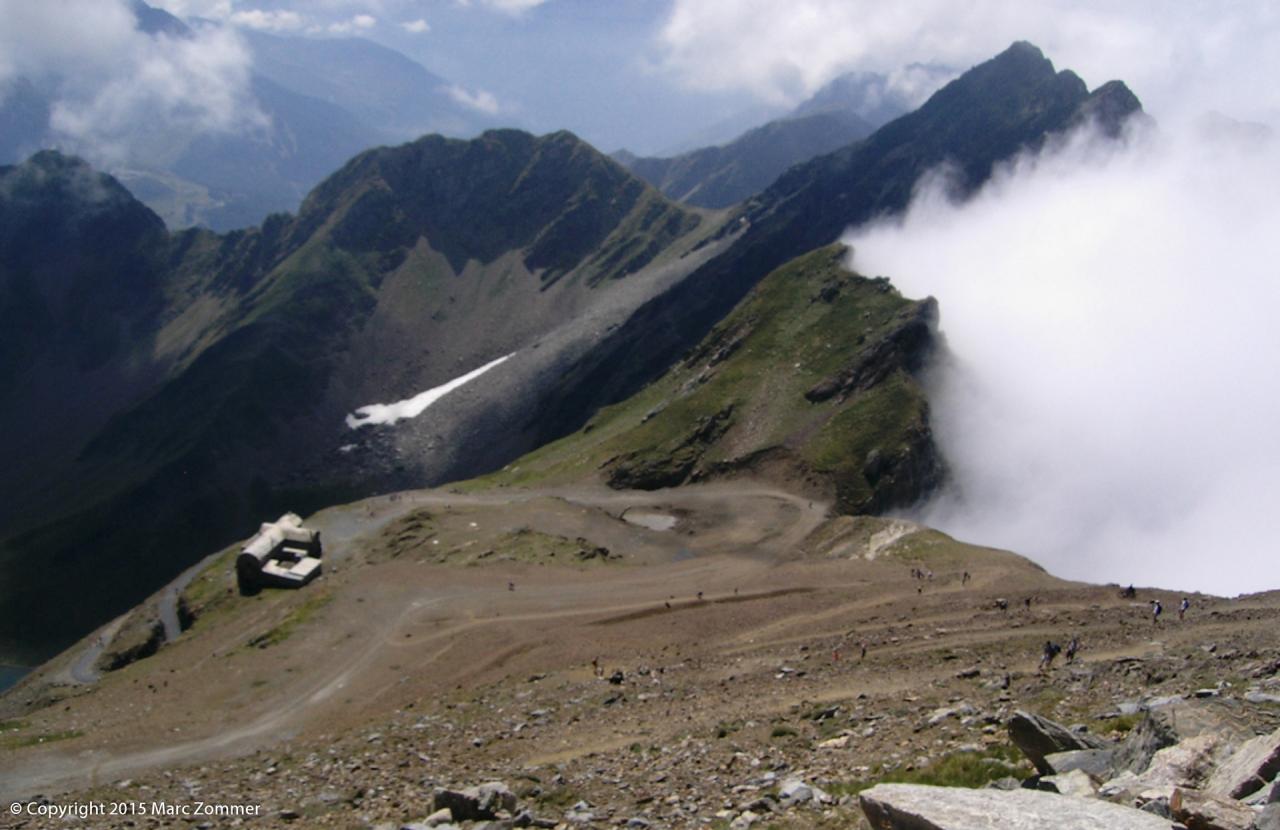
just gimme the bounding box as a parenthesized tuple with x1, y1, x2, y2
(3, 1, 1278, 592)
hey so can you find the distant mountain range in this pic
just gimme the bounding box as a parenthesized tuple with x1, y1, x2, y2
(0, 2, 496, 231)
(612, 64, 956, 210)
(0, 42, 1143, 669)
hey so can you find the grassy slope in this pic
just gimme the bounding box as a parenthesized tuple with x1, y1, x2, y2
(476, 244, 938, 514)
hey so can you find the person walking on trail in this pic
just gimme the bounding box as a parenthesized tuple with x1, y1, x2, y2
(1039, 640, 1061, 672)
(1065, 637, 1079, 664)
(860, 640, 868, 661)
(1179, 596, 1190, 620)
(1151, 599, 1163, 624)
(962, 571, 971, 586)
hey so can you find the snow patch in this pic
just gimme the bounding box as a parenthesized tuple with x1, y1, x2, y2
(345, 353, 514, 429)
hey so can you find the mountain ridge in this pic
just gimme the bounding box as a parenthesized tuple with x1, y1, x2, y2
(0, 131, 715, 665)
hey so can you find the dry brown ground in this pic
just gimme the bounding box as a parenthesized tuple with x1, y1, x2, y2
(3, 480, 1279, 828)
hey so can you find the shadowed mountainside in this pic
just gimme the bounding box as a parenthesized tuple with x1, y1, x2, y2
(532, 42, 1143, 459)
(0, 131, 710, 664)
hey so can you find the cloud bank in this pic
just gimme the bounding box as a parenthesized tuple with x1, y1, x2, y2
(844, 117, 1280, 596)
(658, 0, 1280, 119)
(0, 0, 263, 165)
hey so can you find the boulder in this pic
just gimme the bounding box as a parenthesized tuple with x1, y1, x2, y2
(1170, 787, 1256, 830)
(1256, 803, 1280, 830)
(1042, 769, 1100, 799)
(858, 783, 1176, 829)
(1008, 710, 1106, 774)
(423, 808, 454, 827)
(1205, 727, 1280, 800)
(1116, 701, 1259, 775)
(1102, 735, 1223, 804)
(433, 782, 518, 822)
(1045, 748, 1117, 780)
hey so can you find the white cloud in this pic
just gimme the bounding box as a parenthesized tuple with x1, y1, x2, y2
(0, 0, 264, 165)
(328, 12, 377, 33)
(147, 0, 233, 20)
(228, 8, 307, 31)
(844, 116, 1280, 596)
(443, 83, 499, 115)
(401, 18, 430, 34)
(456, 0, 549, 15)
(657, 1, 1280, 117)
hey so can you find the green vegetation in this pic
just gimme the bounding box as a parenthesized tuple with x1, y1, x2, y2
(477, 244, 938, 514)
(1093, 712, 1142, 737)
(246, 590, 332, 650)
(177, 545, 241, 630)
(0, 722, 83, 750)
(829, 744, 1032, 795)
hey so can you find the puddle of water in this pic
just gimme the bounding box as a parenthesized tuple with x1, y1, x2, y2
(622, 511, 678, 531)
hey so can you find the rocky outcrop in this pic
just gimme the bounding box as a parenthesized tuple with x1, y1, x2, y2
(1007, 710, 1106, 774)
(94, 607, 165, 673)
(1204, 727, 1280, 800)
(858, 782, 1174, 829)
(432, 781, 518, 822)
(1170, 787, 1256, 830)
(805, 299, 937, 404)
(606, 405, 734, 490)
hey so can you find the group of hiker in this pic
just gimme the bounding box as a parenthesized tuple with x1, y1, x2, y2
(1038, 594, 1194, 672)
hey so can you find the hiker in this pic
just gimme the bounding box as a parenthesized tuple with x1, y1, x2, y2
(697, 591, 704, 601)
(1122, 584, 1137, 599)
(1151, 599, 1163, 624)
(995, 598, 1009, 613)
(591, 657, 602, 678)
(860, 640, 868, 661)
(1024, 596, 1032, 611)
(508, 581, 515, 592)
(962, 571, 971, 585)
(1039, 640, 1061, 672)
(1065, 637, 1079, 664)
(1179, 596, 1190, 620)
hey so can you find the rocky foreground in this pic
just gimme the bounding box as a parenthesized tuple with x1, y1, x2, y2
(5, 488, 1280, 830)
(8, 589, 1280, 830)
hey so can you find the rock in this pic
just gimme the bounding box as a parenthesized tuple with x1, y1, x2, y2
(1115, 709, 1181, 774)
(1256, 803, 1280, 830)
(1138, 797, 1172, 819)
(433, 782, 518, 822)
(778, 779, 813, 803)
(423, 808, 455, 827)
(564, 800, 594, 824)
(1170, 787, 1256, 830)
(1045, 748, 1117, 780)
(1105, 735, 1224, 804)
(1116, 702, 1255, 775)
(729, 811, 759, 829)
(858, 782, 1176, 829)
(1042, 769, 1099, 799)
(1008, 710, 1106, 774)
(1205, 726, 1280, 799)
